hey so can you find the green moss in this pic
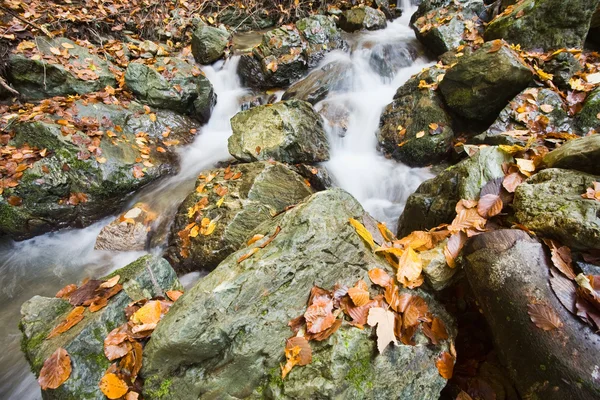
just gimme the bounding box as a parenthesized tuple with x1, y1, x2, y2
(345, 351, 374, 393)
(145, 378, 173, 399)
(104, 254, 152, 281)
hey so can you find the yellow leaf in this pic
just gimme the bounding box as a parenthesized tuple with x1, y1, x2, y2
(189, 224, 199, 238)
(99, 372, 129, 399)
(516, 158, 535, 174)
(203, 220, 216, 236)
(49, 47, 62, 56)
(349, 218, 375, 250)
(416, 131, 425, 138)
(216, 197, 225, 207)
(96, 157, 107, 164)
(149, 113, 157, 122)
(397, 247, 422, 287)
(61, 42, 75, 49)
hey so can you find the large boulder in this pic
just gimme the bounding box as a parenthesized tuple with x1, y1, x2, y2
(7, 38, 117, 100)
(513, 168, 600, 250)
(20, 255, 181, 400)
(191, 23, 231, 65)
(543, 135, 600, 175)
(463, 230, 600, 400)
(94, 203, 156, 251)
(238, 16, 345, 89)
(377, 66, 454, 167)
(438, 40, 533, 123)
(411, 0, 486, 56)
(484, 0, 600, 51)
(397, 146, 512, 236)
(368, 42, 419, 80)
(142, 189, 454, 399)
(281, 60, 353, 104)
(574, 87, 600, 134)
(125, 57, 216, 123)
(228, 100, 329, 163)
(338, 6, 387, 32)
(165, 161, 313, 273)
(473, 88, 573, 146)
(0, 100, 199, 240)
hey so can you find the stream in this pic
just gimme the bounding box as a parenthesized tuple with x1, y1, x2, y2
(0, 3, 434, 398)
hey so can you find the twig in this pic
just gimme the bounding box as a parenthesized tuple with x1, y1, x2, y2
(0, 5, 54, 38)
(0, 75, 19, 97)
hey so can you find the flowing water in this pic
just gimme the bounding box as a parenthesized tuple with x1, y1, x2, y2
(0, 3, 434, 398)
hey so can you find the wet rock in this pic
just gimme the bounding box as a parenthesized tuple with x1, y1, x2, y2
(228, 100, 329, 163)
(574, 87, 600, 134)
(397, 146, 512, 236)
(411, 0, 486, 56)
(338, 6, 387, 32)
(514, 168, 600, 250)
(377, 66, 454, 167)
(420, 239, 460, 291)
(20, 255, 181, 400)
(95, 203, 156, 251)
(542, 52, 582, 91)
(0, 101, 199, 240)
(282, 60, 353, 104)
(143, 189, 454, 399)
(191, 23, 231, 65)
(318, 101, 351, 136)
(369, 42, 419, 79)
(124, 57, 216, 123)
(7, 37, 117, 100)
(165, 161, 313, 273)
(484, 0, 600, 51)
(473, 88, 573, 146)
(291, 163, 333, 191)
(463, 229, 600, 400)
(237, 16, 345, 89)
(543, 135, 600, 175)
(438, 40, 533, 122)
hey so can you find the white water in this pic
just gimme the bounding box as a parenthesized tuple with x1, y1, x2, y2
(0, 4, 433, 398)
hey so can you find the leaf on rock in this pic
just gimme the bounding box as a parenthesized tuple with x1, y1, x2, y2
(131, 300, 162, 325)
(47, 306, 86, 339)
(38, 347, 71, 390)
(397, 231, 434, 251)
(304, 295, 335, 333)
(436, 351, 455, 379)
(349, 218, 375, 250)
(422, 317, 449, 345)
(367, 307, 397, 354)
(55, 284, 77, 299)
(69, 279, 102, 305)
(99, 275, 120, 289)
(166, 290, 184, 302)
(582, 182, 600, 201)
(377, 222, 395, 242)
(550, 273, 578, 314)
(348, 280, 370, 306)
(397, 247, 423, 288)
(237, 247, 259, 263)
(503, 172, 526, 193)
(105, 340, 132, 361)
(247, 234, 265, 245)
(281, 336, 312, 379)
(368, 268, 392, 288)
(444, 232, 467, 269)
(527, 303, 563, 330)
(308, 318, 342, 341)
(403, 296, 429, 329)
(99, 372, 129, 399)
(477, 194, 503, 218)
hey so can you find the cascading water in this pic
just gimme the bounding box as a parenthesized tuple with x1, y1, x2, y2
(0, 3, 434, 398)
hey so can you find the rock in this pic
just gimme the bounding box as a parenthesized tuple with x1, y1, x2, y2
(513, 168, 600, 250)
(375, 0, 394, 19)
(574, 87, 600, 134)
(143, 189, 454, 399)
(165, 161, 313, 273)
(20, 255, 181, 400)
(484, 0, 600, 51)
(473, 88, 573, 146)
(0, 100, 199, 240)
(542, 52, 582, 91)
(377, 66, 454, 167)
(228, 100, 329, 163)
(238, 17, 345, 89)
(191, 23, 231, 65)
(124, 57, 216, 123)
(411, 0, 486, 56)
(462, 229, 600, 400)
(543, 135, 600, 175)
(291, 163, 334, 191)
(420, 239, 460, 290)
(7, 38, 118, 100)
(219, 8, 274, 31)
(318, 101, 351, 136)
(438, 40, 533, 122)
(338, 6, 387, 32)
(368, 42, 419, 79)
(397, 146, 512, 236)
(95, 203, 156, 251)
(282, 60, 353, 104)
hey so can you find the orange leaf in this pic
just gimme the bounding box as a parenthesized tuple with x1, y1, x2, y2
(131, 300, 162, 325)
(304, 295, 335, 334)
(55, 284, 77, 299)
(436, 352, 455, 379)
(47, 306, 86, 338)
(443, 232, 467, 269)
(99, 275, 120, 289)
(348, 280, 370, 306)
(99, 372, 129, 399)
(247, 234, 265, 245)
(503, 171, 526, 193)
(397, 247, 423, 288)
(166, 290, 184, 301)
(477, 194, 503, 218)
(527, 303, 563, 330)
(38, 347, 71, 390)
(486, 39, 503, 53)
(237, 247, 259, 263)
(368, 268, 392, 288)
(281, 336, 312, 379)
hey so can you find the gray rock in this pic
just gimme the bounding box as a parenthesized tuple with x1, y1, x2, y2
(574, 87, 600, 134)
(20, 255, 181, 400)
(542, 52, 582, 91)
(143, 189, 454, 399)
(124, 57, 216, 123)
(543, 135, 600, 175)
(191, 23, 231, 65)
(484, 0, 600, 51)
(165, 161, 313, 273)
(473, 88, 574, 146)
(439, 40, 533, 122)
(514, 168, 600, 250)
(397, 146, 512, 236)
(421, 239, 459, 291)
(463, 229, 600, 400)
(377, 66, 454, 167)
(0, 101, 199, 240)
(7, 37, 118, 100)
(339, 6, 387, 32)
(318, 101, 351, 137)
(295, 15, 347, 68)
(95, 203, 155, 251)
(369, 42, 419, 79)
(228, 100, 329, 163)
(282, 60, 353, 104)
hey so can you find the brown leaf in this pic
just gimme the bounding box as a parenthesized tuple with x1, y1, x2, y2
(7, 196, 22, 206)
(550, 273, 577, 314)
(99, 275, 120, 289)
(368, 268, 392, 288)
(99, 372, 129, 399)
(403, 296, 429, 328)
(527, 303, 563, 330)
(55, 284, 77, 299)
(104, 341, 132, 361)
(304, 295, 335, 334)
(477, 194, 503, 218)
(308, 318, 342, 341)
(281, 336, 312, 379)
(487, 39, 503, 53)
(503, 172, 526, 193)
(422, 317, 449, 345)
(69, 279, 102, 306)
(436, 351, 455, 379)
(348, 280, 370, 306)
(443, 232, 467, 269)
(38, 347, 71, 390)
(47, 306, 86, 339)
(367, 307, 398, 353)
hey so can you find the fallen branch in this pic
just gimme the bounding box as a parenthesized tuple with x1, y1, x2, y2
(0, 75, 19, 97)
(0, 5, 54, 38)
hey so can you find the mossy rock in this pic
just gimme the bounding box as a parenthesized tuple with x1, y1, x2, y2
(543, 135, 600, 175)
(574, 87, 600, 134)
(191, 23, 231, 65)
(338, 6, 387, 32)
(295, 15, 347, 68)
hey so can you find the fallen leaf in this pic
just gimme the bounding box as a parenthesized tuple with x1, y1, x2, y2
(99, 275, 120, 289)
(47, 306, 86, 338)
(38, 348, 71, 390)
(237, 247, 259, 263)
(308, 318, 342, 341)
(166, 290, 184, 301)
(349, 218, 375, 250)
(539, 104, 554, 113)
(247, 234, 265, 245)
(544, 239, 576, 280)
(55, 284, 78, 299)
(131, 300, 162, 325)
(305, 295, 335, 333)
(443, 232, 467, 269)
(69, 280, 102, 305)
(397, 247, 422, 287)
(281, 336, 311, 379)
(527, 303, 563, 330)
(477, 194, 503, 218)
(415, 131, 425, 138)
(503, 171, 526, 193)
(348, 280, 370, 306)
(515, 158, 535, 175)
(368, 268, 392, 288)
(99, 372, 129, 399)
(403, 295, 429, 328)
(487, 40, 503, 53)
(436, 352, 455, 379)
(367, 307, 397, 353)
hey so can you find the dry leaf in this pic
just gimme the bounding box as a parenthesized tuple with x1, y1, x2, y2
(349, 218, 375, 250)
(304, 295, 335, 334)
(47, 306, 86, 338)
(477, 194, 503, 218)
(527, 303, 563, 330)
(539, 104, 554, 113)
(247, 234, 265, 245)
(397, 247, 423, 287)
(443, 232, 466, 269)
(237, 247, 259, 263)
(166, 290, 184, 301)
(99, 275, 120, 289)
(131, 300, 162, 325)
(99, 372, 129, 399)
(55, 284, 78, 299)
(368, 268, 392, 288)
(367, 307, 397, 353)
(281, 336, 311, 379)
(436, 352, 455, 379)
(38, 348, 71, 390)
(348, 280, 370, 306)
